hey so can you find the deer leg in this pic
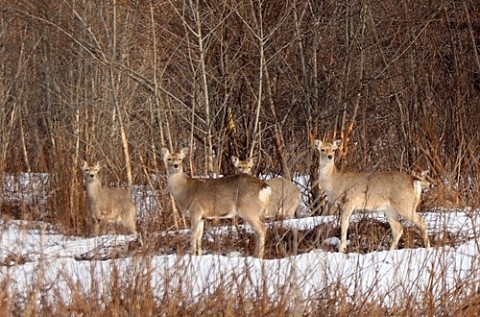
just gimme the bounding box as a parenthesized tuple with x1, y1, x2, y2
(91, 217, 100, 236)
(125, 218, 137, 234)
(385, 208, 403, 250)
(415, 214, 430, 248)
(243, 216, 266, 258)
(123, 208, 137, 234)
(400, 210, 430, 248)
(190, 215, 204, 256)
(339, 204, 354, 253)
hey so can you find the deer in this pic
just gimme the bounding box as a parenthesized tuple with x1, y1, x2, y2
(80, 161, 137, 235)
(314, 139, 430, 253)
(231, 156, 301, 219)
(160, 147, 272, 258)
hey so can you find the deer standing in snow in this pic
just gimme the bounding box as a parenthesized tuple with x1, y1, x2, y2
(161, 147, 272, 258)
(231, 156, 301, 219)
(314, 139, 430, 253)
(81, 161, 137, 235)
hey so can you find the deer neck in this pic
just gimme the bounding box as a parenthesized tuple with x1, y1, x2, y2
(167, 171, 189, 197)
(318, 157, 339, 188)
(86, 180, 102, 197)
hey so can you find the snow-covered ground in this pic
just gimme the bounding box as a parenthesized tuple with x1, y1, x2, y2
(1, 173, 479, 310)
(2, 212, 479, 308)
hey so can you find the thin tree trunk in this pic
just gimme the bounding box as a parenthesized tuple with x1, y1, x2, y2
(110, 0, 132, 186)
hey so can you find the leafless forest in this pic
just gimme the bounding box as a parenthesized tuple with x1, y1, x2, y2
(2, 1, 480, 315)
(1, 0, 479, 230)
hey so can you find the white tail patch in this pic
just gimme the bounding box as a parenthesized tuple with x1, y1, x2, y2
(413, 180, 423, 199)
(259, 186, 272, 204)
(231, 156, 301, 219)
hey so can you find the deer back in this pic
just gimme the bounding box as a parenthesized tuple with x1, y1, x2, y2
(315, 139, 422, 211)
(81, 161, 135, 221)
(231, 155, 300, 218)
(331, 171, 420, 210)
(168, 173, 271, 219)
(265, 177, 301, 218)
(88, 186, 134, 220)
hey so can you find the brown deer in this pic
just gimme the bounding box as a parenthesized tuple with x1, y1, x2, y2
(161, 147, 271, 258)
(80, 161, 137, 235)
(231, 156, 301, 219)
(314, 139, 430, 253)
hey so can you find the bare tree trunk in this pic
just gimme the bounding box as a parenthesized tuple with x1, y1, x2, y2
(264, 68, 291, 180)
(340, 3, 366, 159)
(148, 1, 162, 168)
(110, 0, 132, 185)
(246, 0, 265, 162)
(191, 0, 215, 176)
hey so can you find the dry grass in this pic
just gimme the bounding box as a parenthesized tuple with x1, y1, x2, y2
(1, 242, 478, 316)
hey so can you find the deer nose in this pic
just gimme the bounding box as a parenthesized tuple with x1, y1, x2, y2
(328, 155, 333, 160)
(173, 164, 179, 168)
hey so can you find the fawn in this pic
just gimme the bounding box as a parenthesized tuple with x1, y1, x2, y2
(231, 156, 301, 219)
(81, 161, 137, 235)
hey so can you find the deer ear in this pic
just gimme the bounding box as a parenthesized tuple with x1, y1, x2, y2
(333, 139, 342, 150)
(160, 147, 170, 158)
(314, 139, 322, 148)
(231, 156, 239, 167)
(80, 160, 88, 170)
(179, 147, 189, 158)
(94, 162, 101, 170)
(247, 158, 254, 167)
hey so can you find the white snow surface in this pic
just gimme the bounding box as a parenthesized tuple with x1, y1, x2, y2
(1, 211, 479, 308)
